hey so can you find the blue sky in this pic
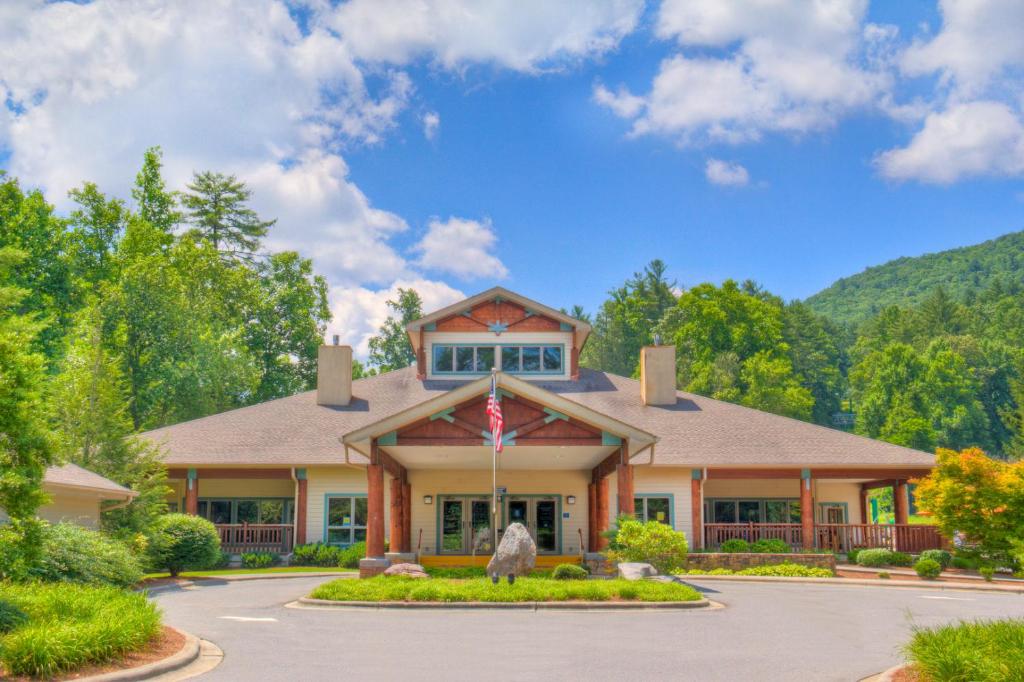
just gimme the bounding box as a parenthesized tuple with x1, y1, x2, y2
(2, 1, 1023, 352)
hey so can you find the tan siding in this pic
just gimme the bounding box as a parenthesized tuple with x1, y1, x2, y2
(305, 466, 370, 544)
(39, 491, 103, 528)
(634, 467, 695, 544)
(816, 482, 863, 523)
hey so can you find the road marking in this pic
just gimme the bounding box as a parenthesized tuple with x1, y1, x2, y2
(919, 595, 974, 601)
(218, 616, 279, 622)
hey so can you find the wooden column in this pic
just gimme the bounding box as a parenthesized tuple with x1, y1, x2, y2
(185, 468, 198, 515)
(894, 480, 909, 525)
(595, 475, 610, 551)
(690, 471, 703, 550)
(800, 469, 814, 550)
(366, 441, 386, 558)
(616, 445, 634, 516)
(402, 480, 412, 553)
(587, 482, 597, 551)
(389, 476, 403, 554)
(295, 469, 308, 546)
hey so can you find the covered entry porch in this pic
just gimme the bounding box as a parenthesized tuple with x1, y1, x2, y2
(693, 467, 944, 553)
(340, 372, 657, 575)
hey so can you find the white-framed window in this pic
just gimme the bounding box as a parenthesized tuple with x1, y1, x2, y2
(432, 345, 496, 374)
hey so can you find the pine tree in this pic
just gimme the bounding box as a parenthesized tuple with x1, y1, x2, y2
(132, 146, 181, 238)
(182, 171, 274, 261)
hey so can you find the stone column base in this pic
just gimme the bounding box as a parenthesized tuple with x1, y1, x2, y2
(384, 552, 418, 565)
(358, 557, 390, 578)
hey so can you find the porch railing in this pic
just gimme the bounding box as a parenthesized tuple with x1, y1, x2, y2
(215, 523, 293, 554)
(704, 522, 946, 553)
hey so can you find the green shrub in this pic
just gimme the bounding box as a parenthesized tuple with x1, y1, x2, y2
(737, 563, 834, 578)
(424, 566, 487, 579)
(292, 542, 345, 567)
(30, 523, 142, 588)
(889, 551, 913, 567)
(919, 549, 952, 569)
(979, 566, 995, 582)
(856, 548, 893, 567)
(552, 564, 588, 580)
(750, 538, 790, 554)
(338, 542, 367, 569)
(147, 514, 221, 577)
(0, 583, 161, 678)
(846, 548, 861, 564)
(0, 599, 27, 634)
(915, 558, 942, 579)
(609, 518, 688, 574)
(877, 571, 890, 579)
(952, 554, 978, 570)
(213, 550, 233, 569)
(905, 618, 1024, 682)
(719, 538, 750, 553)
(241, 552, 278, 569)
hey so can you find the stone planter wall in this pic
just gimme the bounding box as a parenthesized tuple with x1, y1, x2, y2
(686, 552, 836, 572)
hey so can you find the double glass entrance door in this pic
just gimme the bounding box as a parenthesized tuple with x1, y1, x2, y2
(505, 496, 558, 554)
(438, 495, 560, 554)
(440, 497, 493, 554)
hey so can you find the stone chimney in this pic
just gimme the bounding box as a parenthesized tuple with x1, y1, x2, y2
(317, 340, 352, 407)
(640, 344, 676, 406)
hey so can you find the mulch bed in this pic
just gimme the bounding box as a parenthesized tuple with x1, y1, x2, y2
(3, 625, 186, 681)
(890, 664, 923, 681)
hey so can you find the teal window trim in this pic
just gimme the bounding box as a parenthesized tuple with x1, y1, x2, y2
(629, 493, 675, 528)
(498, 344, 566, 375)
(705, 497, 801, 524)
(431, 343, 499, 376)
(323, 493, 369, 547)
(194, 497, 295, 525)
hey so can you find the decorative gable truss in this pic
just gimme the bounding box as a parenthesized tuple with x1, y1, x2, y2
(389, 390, 605, 447)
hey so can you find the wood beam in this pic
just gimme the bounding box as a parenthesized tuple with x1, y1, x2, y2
(587, 483, 597, 551)
(595, 477, 609, 551)
(800, 472, 814, 550)
(812, 468, 932, 480)
(389, 477, 403, 555)
(592, 449, 622, 482)
(705, 468, 802, 480)
(616, 445, 634, 516)
(402, 481, 412, 553)
(860, 478, 898, 491)
(894, 480, 910, 525)
(376, 448, 407, 480)
(366, 441, 385, 558)
(295, 474, 308, 546)
(185, 469, 198, 516)
(690, 475, 703, 550)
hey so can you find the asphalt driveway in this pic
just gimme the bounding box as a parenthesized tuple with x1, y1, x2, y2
(151, 576, 1024, 681)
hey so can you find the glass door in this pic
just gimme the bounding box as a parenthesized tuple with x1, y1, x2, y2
(440, 496, 492, 554)
(504, 496, 559, 554)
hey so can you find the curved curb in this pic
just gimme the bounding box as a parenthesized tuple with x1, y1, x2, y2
(76, 627, 200, 682)
(861, 663, 909, 682)
(140, 572, 354, 594)
(295, 597, 712, 610)
(674, 574, 1024, 593)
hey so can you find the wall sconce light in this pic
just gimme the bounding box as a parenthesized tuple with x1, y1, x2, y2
(423, 495, 433, 505)
(566, 495, 576, 505)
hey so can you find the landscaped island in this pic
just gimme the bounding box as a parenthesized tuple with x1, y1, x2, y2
(310, 575, 702, 603)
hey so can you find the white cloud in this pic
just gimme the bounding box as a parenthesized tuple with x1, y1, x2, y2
(705, 159, 750, 186)
(596, 0, 891, 143)
(422, 111, 440, 140)
(901, 0, 1024, 96)
(328, 279, 465, 357)
(413, 217, 509, 280)
(321, 0, 644, 73)
(876, 101, 1024, 183)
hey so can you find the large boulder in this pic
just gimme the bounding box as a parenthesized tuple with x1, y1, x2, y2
(383, 562, 429, 579)
(487, 523, 536, 580)
(617, 562, 658, 580)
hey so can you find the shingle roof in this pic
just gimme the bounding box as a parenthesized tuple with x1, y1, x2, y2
(44, 464, 136, 497)
(141, 367, 934, 469)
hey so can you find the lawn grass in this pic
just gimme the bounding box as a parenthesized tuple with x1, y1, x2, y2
(905, 618, 1024, 682)
(0, 583, 162, 678)
(142, 565, 355, 579)
(310, 576, 702, 603)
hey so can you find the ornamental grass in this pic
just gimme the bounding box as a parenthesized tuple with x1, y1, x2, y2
(0, 583, 161, 678)
(905, 619, 1024, 682)
(310, 576, 702, 603)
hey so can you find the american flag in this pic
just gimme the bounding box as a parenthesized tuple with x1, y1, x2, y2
(486, 375, 504, 452)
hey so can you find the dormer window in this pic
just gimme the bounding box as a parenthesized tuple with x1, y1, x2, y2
(500, 345, 563, 374)
(433, 345, 496, 374)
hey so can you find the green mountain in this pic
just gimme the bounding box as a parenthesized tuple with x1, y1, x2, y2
(806, 230, 1024, 324)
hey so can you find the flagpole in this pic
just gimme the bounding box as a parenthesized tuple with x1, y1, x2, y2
(491, 368, 498, 553)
